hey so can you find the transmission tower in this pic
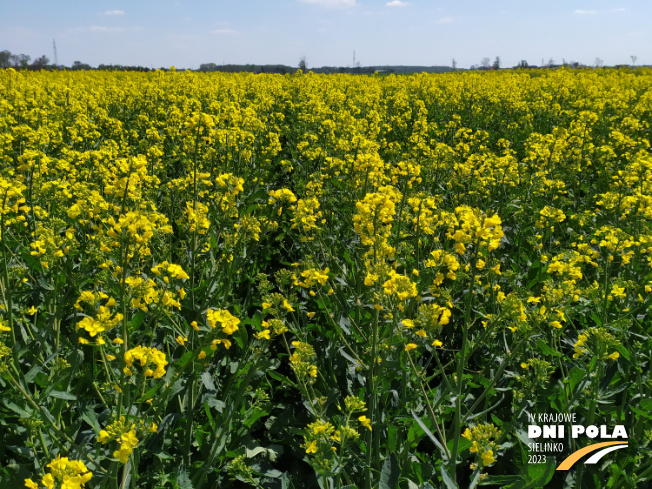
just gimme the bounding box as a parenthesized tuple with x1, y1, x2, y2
(53, 39, 58, 66)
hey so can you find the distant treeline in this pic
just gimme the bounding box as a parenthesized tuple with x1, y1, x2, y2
(2, 49, 646, 74)
(0, 50, 159, 71)
(198, 63, 456, 74)
(1, 50, 458, 74)
(198, 63, 294, 74)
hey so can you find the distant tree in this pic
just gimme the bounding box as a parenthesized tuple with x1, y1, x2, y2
(199, 63, 219, 72)
(492, 56, 501, 70)
(547, 57, 555, 68)
(30, 55, 49, 70)
(630, 55, 637, 66)
(480, 57, 491, 69)
(298, 56, 308, 73)
(594, 57, 604, 68)
(0, 50, 12, 68)
(17, 54, 31, 69)
(451, 58, 457, 71)
(516, 60, 529, 69)
(72, 60, 92, 70)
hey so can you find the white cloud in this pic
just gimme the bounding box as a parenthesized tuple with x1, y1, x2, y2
(102, 10, 125, 16)
(298, 0, 356, 7)
(386, 1, 410, 7)
(211, 29, 237, 35)
(574, 9, 597, 15)
(89, 25, 125, 33)
(436, 16, 454, 23)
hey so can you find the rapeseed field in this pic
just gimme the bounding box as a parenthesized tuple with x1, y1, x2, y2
(1, 67, 651, 488)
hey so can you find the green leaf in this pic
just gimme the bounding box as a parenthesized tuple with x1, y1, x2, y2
(48, 390, 77, 401)
(615, 344, 631, 362)
(630, 406, 652, 419)
(590, 312, 602, 327)
(24, 365, 43, 384)
(411, 410, 449, 461)
(536, 339, 561, 358)
(263, 469, 283, 478)
(387, 424, 398, 453)
(234, 321, 248, 349)
(82, 406, 101, 433)
(177, 468, 194, 489)
(129, 311, 145, 330)
(379, 453, 399, 489)
(4, 401, 32, 418)
(566, 366, 586, 392)
(177, 351, 194, 370)
(244, 407, 268, 428)
(440, 464, 459, 489)
(479, 475, 524, 486)
(640, 398, 652, 410)
(338, 347, 360, 366)
(206, 397, 226, 413)
(267, 370, 296, 387)
(490, 414, 503, 427)
(526, 457, 556, 486)
(201, 371, 216, 392)
(513, 436, 528, 471)
(34, 372, 49, 389)
(136, 381, 164, 403)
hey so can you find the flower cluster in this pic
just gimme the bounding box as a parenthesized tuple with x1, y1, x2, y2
(97, 416, 157, 464)
(123, 345, 168, 379)
(447, 206, 503, 254)
(289, 341, 318, 381)
(462, 423, 502, 467)
(302, 396, 370, 473)
(573, 328, 621, 361)
(24, 455, 92, 489)
(206, 308, 240, 335)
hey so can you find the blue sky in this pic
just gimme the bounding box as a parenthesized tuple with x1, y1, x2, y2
(1, 0, 649, 69)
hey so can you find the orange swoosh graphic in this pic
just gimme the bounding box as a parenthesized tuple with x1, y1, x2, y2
(556, 441, 628, 470)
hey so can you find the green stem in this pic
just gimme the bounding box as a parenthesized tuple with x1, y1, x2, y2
(461, 336, 528, 425)
(317, 290, 367, 368)
(190, 124, 200, 311)
(576, 349, 604, 486)
(117, 238, 131, 417)
(602, 256, 611, 327)
(406, 351, 450, 458)
(1, 198, 16, 348)
(183, 376, 198, 467)
(38, 426, 50, 460)
(366, 306, 380, 489)
(192, 354, 260, 489)
(449, 238, 480, 482)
